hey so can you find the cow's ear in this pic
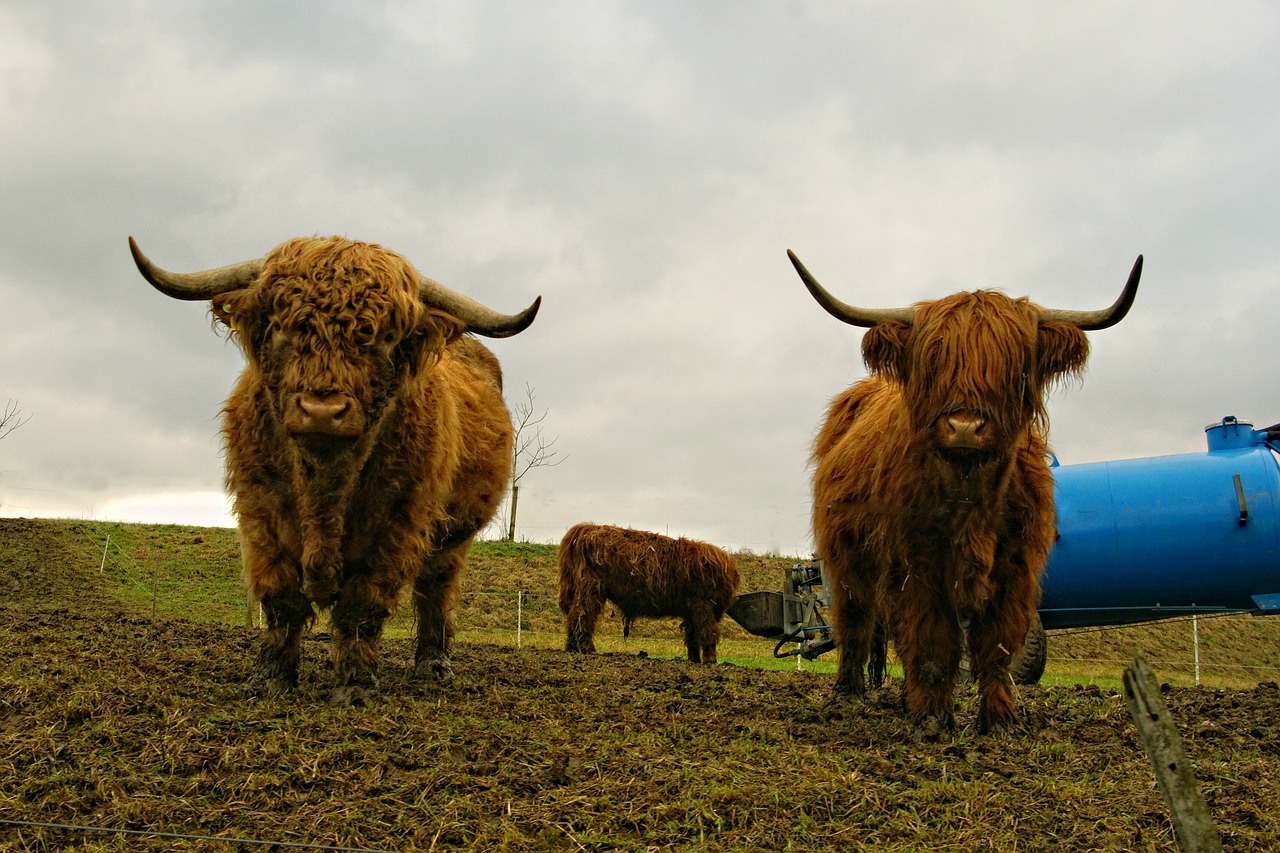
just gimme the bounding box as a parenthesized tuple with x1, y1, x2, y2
(861, 321, 911, 381)
(1035, 323, 1090, 379)
(209, 290, 262, 344)
(407, 308, 466, 372)
(419, 308, 466, 346)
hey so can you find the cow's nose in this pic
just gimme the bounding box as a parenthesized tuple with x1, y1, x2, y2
(944, 413, 986, 449)
(293, 393, 358, 436)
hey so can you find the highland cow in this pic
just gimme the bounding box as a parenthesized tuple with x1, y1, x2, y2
(789, 250, 1141, 737)
(129, 235, 540, 705)
(558, 524, 740, 664)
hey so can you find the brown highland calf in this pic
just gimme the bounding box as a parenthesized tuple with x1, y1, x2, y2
(558, 523, 740, 664)
(789, 250, 1141, 737)
(129, 235, 540, 705)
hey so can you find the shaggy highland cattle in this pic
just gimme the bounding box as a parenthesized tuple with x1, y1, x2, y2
(558, 523, 740, 664)
(789, 250, 1141, 737)
(129, 235, 540, 705)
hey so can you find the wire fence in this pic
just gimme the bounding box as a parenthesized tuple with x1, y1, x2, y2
(79, 522, 1280, 688)
(0, 819, 395, 853)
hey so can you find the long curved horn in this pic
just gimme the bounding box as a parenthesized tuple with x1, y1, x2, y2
(1037, 255, 1142, 331)
(787, 250, 915, 327)
(129, 236, 263, 301)
(790, 249, 1144, 332)
(418, 274, 541, 338)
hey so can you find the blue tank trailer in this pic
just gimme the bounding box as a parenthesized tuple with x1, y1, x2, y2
(1044, 415, 1280, 628)
(728, 416, 1280, 676)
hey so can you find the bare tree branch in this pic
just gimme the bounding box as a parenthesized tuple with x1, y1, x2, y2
(0, 399, 31, 442)
(504, 384, 565, 541)
(510, 384, 565, 481)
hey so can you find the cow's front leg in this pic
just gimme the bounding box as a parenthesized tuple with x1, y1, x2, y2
(968, 599, 1035, 735)
(893, 577, 963, 739)
(239, 522, 313, 698)
(248, 590, 312, 697)
(968, 622, 1017, 735)
(328, 578, 393, 706)
(413, 540, 466, 681)
(970, 537, 1045, 734)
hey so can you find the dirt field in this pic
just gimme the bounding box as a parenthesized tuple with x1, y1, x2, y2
(3, 518, 1280, 851)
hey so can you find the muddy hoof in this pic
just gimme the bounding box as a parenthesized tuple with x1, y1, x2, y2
(823, 689, 867, 716)
(414, 655, 454, 682)
(977, 709, 1018, 737)
(911, 714, 954, 743)
(329, 683, 375, 707)
(244, 672, 294, 700)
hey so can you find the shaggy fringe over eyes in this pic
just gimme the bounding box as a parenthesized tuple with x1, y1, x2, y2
(865, 291, 1089, 435)
(260, 237, 422, 346)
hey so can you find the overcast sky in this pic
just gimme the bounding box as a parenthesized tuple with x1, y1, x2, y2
(2, 2, 1278, 557)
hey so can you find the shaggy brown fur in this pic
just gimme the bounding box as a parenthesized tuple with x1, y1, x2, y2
(146, 236, 532, 705)
(558, 524, 740, 664)
(813, 290, 1092, 737)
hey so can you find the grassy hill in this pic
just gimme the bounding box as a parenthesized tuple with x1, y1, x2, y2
(5, 516, 1279, 687)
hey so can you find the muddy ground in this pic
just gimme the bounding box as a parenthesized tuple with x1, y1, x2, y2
(2, 518, 1280, 850)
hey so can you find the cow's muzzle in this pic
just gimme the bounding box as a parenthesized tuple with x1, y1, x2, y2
(937, 411, 989, 452)
(285, 392, 365, 438)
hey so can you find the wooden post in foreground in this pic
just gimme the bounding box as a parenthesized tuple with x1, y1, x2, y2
(1122, 653, 1223, 853)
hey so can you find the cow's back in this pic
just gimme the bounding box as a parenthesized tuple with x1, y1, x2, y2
(426, 336, 513, 544)
(559, 525, 737, 619)
(449, 335, 505, 393)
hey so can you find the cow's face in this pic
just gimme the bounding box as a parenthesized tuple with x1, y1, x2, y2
(213, 238, 464, 455)
(862, 291, 1089, 459)
(787, 250, 1139, 463)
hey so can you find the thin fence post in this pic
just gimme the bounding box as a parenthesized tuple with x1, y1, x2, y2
(1192, 605, 1201, 686)
(517, 591, 523, 649)
(99, 535, 110, 574)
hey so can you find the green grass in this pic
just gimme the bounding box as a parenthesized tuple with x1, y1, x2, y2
(12, 517, 1280, 688)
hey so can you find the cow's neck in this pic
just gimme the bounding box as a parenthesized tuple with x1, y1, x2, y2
(924, 446, 1021, 524)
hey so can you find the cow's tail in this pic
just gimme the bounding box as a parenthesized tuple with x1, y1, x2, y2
(558, 523, 592, 614)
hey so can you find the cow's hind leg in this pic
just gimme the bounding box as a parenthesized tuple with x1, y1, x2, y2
(868, 617, 889, 690)
(564, 575, 603, 654)
(248, 590, 312, 697)
(827, 569, 877, 704)
(683, 602, 721, 664)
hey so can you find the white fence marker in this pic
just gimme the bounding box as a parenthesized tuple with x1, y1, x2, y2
(1192, 606, 1201, 686)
